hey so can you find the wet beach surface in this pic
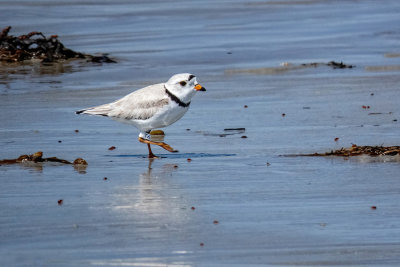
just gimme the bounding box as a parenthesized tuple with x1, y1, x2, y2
(1, 0, 400, 266)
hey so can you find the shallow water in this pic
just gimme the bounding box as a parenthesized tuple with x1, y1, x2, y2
(1, 0, 400, 266)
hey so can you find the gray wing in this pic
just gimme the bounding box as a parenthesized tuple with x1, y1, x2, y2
(76, 83, 169, 120)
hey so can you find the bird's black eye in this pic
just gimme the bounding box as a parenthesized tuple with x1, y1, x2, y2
(179, 81, 187, 86)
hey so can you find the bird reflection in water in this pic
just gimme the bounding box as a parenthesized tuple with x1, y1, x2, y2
(112, 158, 191, 233)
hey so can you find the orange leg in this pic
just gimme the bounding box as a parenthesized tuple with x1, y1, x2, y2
(147, 143, 158, 159)
(138, 137, 178, 157)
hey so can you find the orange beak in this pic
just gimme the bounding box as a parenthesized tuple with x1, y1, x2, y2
(194, 84, 206, 91)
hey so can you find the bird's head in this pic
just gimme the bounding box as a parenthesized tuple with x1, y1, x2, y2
(165, 73, 206, 103)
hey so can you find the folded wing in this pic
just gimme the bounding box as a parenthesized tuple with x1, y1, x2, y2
(76, 83, 169, 120)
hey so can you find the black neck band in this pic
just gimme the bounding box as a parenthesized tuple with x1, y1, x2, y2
(165, 87, 191, 108)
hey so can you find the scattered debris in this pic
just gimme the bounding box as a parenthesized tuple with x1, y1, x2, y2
(191, 206, 196, 210)
(150, 130, 165, 135)
(301, 61, 354, 69)
(371, 206, 377, 210)
(225, 61, 354, 75)
(282, 113, 286, 117)
(75, 129, 79, 133)
(73, 158, 88, 174)
(384, 53, 400, 58)
(213, 220, 219, 224)
(149, 129, 165, 142)
(103, 177, 108, 181)
(187, 158, 192, 162)
(368, 112, 392, 115)
(365, 65, 400, 72)
(241, 135, 248, 138)
(244, 105, 248, 108)
(362, 105, 371, 109)
(200, 243, 204, 247)
(266, 162, 271, 166)
(224, 128, 245, 132)
(202, 128, 245, 137)
(334, 137, 339, 142)
(0, 26, 115, 63)
(73, 158, 88, 165)
(292, 144, 400, 157)
(108, 146, 116, 151)
(58, 199, 63, 205)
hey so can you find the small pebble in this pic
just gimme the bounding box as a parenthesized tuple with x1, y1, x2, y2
(186, 128, 191, 131)
(370, 93, 374, 96)
(213, 220, 219, 224)
(58, 140, 62, 143)
(282, 113, 286, 117)
(244, 105, 248, 108)
(73, 158, 88, 165)
(103, 177, 108, 181)
(173, 165, 178, 168)
(74, 129, 79, 133)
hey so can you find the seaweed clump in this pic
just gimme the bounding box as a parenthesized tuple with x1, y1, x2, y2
(0, 151, 87, 165)
(302, 145, 400, 157)
(301, 61, 354, 69)
(0, 26, 115, 63)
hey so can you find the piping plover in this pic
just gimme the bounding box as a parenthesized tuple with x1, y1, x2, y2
(76, 73, 206, 158)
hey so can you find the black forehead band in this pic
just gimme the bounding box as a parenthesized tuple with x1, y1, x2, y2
(188, 74, 195, 81)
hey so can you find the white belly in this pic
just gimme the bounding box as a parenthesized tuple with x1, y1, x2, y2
(115, 104, 189, 132)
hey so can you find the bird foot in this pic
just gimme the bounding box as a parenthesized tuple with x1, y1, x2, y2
(148, 152, 159, 159)
(138, 137, 178, 153)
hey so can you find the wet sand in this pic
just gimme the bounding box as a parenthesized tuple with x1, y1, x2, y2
(1, 0, 400, 266)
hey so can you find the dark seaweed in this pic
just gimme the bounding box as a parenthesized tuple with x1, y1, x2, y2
(0, 26, 115, 63)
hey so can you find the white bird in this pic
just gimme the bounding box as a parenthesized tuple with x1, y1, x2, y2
(76, 73, 206, 158)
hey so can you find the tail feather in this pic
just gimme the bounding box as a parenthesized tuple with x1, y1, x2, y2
(75, 104, 112, 117)
(75, 109, 86, 114)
